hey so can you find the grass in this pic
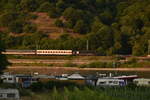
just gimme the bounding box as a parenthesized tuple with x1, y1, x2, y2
(11, 63, 54, 67)
(7, 55, 114, 60)
(21, 86, 150, 100)
(63, 62, 78, 67)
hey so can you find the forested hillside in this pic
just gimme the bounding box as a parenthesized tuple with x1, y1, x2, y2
(0, 0, 150, 56)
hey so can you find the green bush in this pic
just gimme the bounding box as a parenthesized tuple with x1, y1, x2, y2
(126, 57, 138, 64)
(28, 14, 38, 19)
(30, 87, 150, 100)
(54, 19, 63, 27)
(64, 62, 77, 67)
(30, 82, 45, 92)
(8, 20, 24, 33)
(23, 24, 37, 33)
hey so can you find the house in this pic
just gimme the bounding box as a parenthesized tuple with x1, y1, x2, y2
(0, 74, 16, 84)
(113, 75, 138, 85)
(85, 75, 98, 86)
(0, 89, 20, 100)
(133, 78, 150, 86)
(15, 75, 38, 88)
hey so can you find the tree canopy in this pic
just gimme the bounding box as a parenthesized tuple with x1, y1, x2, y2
(0, 33, 9, 74)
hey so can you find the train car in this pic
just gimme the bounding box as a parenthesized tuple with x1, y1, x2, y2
(77, 50, 97, 56)
(2, 50, 36, 55)
(36, 50, 73, 55)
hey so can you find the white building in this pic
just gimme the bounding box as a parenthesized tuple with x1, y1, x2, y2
(133, 78, 150, 86)
(0, 89, 20, 100)
(0, 74, 16, 84)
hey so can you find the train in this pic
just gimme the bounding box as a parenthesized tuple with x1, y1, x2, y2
(1, 50, 96, 56)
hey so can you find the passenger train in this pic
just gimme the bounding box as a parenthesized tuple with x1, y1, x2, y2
(1, 50, 88, 56)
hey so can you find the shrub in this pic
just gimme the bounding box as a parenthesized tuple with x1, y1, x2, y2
(8, 20, 24, 33)
(30, 82, 44, 92)
(23, 24, 37, 33)
(127, 57, 138, 64)
(28, 14, 38, 19)
(64, 62, 77, 67)
(55, 19, 63, 27)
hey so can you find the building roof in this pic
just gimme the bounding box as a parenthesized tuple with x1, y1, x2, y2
(68, 74, 85, 80)
(0, 89, 19, 94)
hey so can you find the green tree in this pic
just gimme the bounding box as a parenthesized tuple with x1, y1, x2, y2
(23, 23, 37, 33)
(91, 17, 104, 33)
(0, 12, 18, 27)
(56, 0, 66, 11)
(73, 20, 87, 34)
(55, 19, 63, 27)
(38, 2, 53, 12)
(8, 20, 24, 33)
(48, 8, 60, 18)
(20, 0, 38, 12)
(132, 42, 145, 56)
(63, 7, 76, 20)
(0, 33, 9, 74)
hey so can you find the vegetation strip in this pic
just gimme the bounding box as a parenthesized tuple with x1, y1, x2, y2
(7, 66, 150, 71)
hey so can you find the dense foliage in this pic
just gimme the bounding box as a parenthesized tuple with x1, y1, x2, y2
(0, 33, 9, 74)
(41, 87, 150, 100)
(27, 84, 150, 100)
(0, 0, 150, 56)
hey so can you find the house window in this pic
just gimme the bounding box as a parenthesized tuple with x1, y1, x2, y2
(113, 81, 118, 84)
(8, 78, 12, 80)
(7, 93, 15, 98)
(99, 82, 106, 84)
(134, 81, 138, 84)
(0, 94, 3, 98)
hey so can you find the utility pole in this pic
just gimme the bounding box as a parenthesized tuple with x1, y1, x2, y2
(148, 40, 150, 56)
(86, 40, 89, 51)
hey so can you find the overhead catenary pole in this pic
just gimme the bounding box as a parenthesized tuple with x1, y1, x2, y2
(148, 40, 150, 56)
(86, 40, 89, 51)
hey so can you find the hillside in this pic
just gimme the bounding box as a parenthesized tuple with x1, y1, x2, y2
(0, 0, 149, 56)
(31, 12, 82, 39)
